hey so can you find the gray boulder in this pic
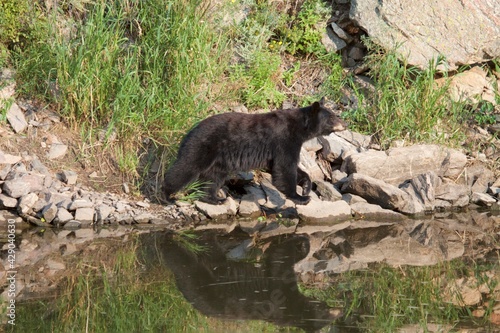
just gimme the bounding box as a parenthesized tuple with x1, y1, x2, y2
(6, 103, 28, 133)
(0, 194, 17, 208)
(238, 194, 262, 218)
(298, 148, 324, 181)
(41, 203, 58, 223)
(318, 133, 357, 162)
(0, 151, 21, 165)
(350, 202, 406, 221)
(341, 173, 409, 212)
(341, 145, 467, 186)
(74, 207, 95, 225)
(17, 192, 39, 214)
(3, 173, 45, 198)
(471, 192, 497, 207)
(350, 0, 500, 70)
(297, 199, 351, 223)
(435, 183, 470, 209)
(335, 130, 372, 150)
(195, 197, 238, 220)
(400, 172, 442, 214)
(315, 180, 343, 201)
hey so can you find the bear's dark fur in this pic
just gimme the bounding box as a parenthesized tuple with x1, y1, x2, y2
(163, 100, 346, 205)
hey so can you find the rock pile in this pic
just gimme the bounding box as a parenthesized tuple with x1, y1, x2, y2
(194, 131, 499, 223)
(0, 151, 182, 228)
(1, 66, 499, 227)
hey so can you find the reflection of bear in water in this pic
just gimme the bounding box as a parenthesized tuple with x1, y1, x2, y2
(163, 100, 346, 205)
(140, 231, 340, 332)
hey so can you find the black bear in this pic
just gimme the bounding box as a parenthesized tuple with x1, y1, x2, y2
(163, 99, 346, 205)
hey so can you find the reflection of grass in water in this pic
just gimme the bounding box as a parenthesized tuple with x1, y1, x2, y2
(9, 239, 203, 332)
(174, 230, 208, 254)
(301, 259, 500, 332)
(8, 236, 297, 333)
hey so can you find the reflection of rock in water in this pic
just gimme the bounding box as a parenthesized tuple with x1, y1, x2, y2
(139, 231, 339, 332)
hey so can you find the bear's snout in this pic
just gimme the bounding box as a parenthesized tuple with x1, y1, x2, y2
(332, 117, 347, 132)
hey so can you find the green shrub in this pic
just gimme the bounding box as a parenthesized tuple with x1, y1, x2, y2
(16, 0, 229, 170)
(230, 49, 285, 108)
(0, 0, 46, 66)
(0, 0, 29, 45)
(276, 0, 331, 56)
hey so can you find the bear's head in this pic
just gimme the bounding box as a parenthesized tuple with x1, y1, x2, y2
(305, 98, 347, 137)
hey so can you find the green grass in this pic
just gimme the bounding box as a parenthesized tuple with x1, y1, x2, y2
(15, 0, 229, 161)
(342, 41, 469, 148)
(6, 0, 346, 193)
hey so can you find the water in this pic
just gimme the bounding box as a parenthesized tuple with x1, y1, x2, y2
(3, 209, 500, 332)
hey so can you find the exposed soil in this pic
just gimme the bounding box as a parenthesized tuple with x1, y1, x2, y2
(1, 107, 131, 195)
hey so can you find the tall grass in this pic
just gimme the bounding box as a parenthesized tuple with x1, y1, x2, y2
(15, 0, 228, 158)
(343, 42, 468, 148)
(11, 0, 477, 183)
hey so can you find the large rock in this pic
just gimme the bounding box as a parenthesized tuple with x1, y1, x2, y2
(298, 148, 323, 181)
(3, 173, 45, 198)
(315, 180, 342, 201)
(0, 151, 21, 165)
(297, 199, 352, 223)
(259, 174, 295, 210)
(238, 194, 262, 218)
(341, 145, 467, 186)
(335, 130, 372, 150)
(317, 133, 357, 162)
(350, 202, 406, 221)
(443, 66, 499, 105)
(400, 172, 442, 214)
(47, 143, 68, 160)
(0, 194, 17, 208)
(6, 103, 28, 133)
(195, 197, 238, 220)
(350, 0, 500, 70)
(341, 173, 410, 212)
(18, 193, 39, 214)
(434, 183, 470, 209)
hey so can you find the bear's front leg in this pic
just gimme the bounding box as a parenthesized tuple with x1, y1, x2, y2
(272, 165, 311, 205)
(297, 167, 312, 196)
(199, 170, 227, 205)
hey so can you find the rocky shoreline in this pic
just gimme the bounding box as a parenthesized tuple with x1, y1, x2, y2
(2, 71, 500, 329)
(1, 64, 499, 229)
(0, 128, 499, 230)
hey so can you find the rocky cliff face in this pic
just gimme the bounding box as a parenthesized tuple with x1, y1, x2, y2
(349, 0, 500, 70)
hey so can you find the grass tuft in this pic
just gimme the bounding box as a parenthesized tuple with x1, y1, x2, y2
(15, 0, 229, 171)
(342, 41, 468, 148)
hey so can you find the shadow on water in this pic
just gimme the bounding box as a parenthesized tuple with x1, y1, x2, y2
(138, 230, 348, 332)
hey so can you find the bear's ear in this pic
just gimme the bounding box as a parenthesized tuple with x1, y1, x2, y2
(312, 101, 320, 112)
(319, 96, 326, 105)
(305, 101, 320, 129)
